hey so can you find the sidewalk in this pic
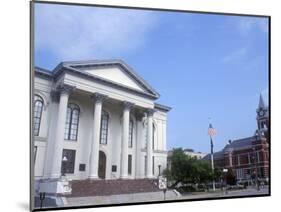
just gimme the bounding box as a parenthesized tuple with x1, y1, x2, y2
(64, 186, 269, 207)
(65, 190, 179, 206)
(179, 186, 269, 200)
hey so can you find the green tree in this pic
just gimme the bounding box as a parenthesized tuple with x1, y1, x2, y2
(163, 148, 214, 188)
(193, 159, 213, 185)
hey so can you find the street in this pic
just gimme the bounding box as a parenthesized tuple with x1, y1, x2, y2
(178, 186, 269, 200)
(62, 186, 269, 207)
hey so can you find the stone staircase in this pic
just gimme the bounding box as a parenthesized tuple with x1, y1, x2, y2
(67, 179, 160, 197)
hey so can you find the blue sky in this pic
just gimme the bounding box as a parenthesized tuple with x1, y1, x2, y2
(34, 3, 269, 153)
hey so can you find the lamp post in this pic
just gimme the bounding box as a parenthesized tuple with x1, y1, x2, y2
(39, 192, 46, 209)
(222, 168, 228, 194)
(62, 156, 68, 177)
(158, 165, 161, 177)
(208, 122, 216, 191)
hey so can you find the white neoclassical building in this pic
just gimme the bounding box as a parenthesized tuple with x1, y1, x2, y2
(33, 59, 171, 185)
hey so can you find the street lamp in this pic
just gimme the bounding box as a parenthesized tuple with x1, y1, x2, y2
(222, 168, 228, 194)
(62, 156, 68, 177)
(39, 192, 46, 209)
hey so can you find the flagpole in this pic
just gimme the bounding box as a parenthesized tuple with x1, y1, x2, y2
(208, 120, 216, 191)
(210, 136, 216, 191)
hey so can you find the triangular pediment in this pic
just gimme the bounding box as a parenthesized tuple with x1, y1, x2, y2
(82, 66, 146, 92)
(56, 60, 160, 98)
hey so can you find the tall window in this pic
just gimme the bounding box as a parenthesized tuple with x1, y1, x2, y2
(258, 167, 265, 178)
(64, 103, 80, 141)
(236, 169, 244, 179)
(34, 95, 44, 136)
(128, 154, 132, 175)
(129, 120, 133, 148)
(100, 111, 109, 144)
(34, 146, 38, 163)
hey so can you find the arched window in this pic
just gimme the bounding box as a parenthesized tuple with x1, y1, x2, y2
(34, 95, 44, 136)
(129, 120, 133, 148)
(64, 103, 80, 141)
(100, 111, 109, 144)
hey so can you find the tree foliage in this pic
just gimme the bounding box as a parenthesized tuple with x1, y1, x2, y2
(164, 148, 216, 188)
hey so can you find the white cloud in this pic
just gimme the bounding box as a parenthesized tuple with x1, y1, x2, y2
(222, 47, 248, 64)
(237, 17, 268, 34)
(35, 4, 158, 61)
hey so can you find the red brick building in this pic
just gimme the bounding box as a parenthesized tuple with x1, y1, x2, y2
(204, 94, 269, 183)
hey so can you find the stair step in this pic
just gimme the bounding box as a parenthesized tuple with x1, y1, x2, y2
(67, 179, 160, 197)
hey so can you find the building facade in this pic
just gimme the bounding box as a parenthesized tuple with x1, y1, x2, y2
(204, 94, 269, 182)
(182, 149, 207, 159)
(33, 60, 171, 183)
(167, 148, 206, 163)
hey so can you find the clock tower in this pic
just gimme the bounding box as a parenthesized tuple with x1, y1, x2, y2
(256, 93, 269, 138)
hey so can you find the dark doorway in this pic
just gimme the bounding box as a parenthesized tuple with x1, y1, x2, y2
(98, 151, 106, 179)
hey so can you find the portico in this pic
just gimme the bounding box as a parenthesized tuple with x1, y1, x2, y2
(33, 59, 171, 185)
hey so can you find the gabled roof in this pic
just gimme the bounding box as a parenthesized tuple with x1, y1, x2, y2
(203, 151, 224, 160)
(223, 136, 253, 151)
(35, 59, 161, 100)
(203, 136, 256, 160)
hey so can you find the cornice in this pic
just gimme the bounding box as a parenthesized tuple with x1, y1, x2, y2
(154, 103, 172, 112)
(34, 65, 159, 100)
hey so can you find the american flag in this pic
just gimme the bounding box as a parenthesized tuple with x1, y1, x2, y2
(208, 123, 216, 137)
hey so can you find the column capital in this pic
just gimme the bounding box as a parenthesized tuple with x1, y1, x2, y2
(147, 108, 156, 116)
(135, 111, 145, 121)
(91, 93, 108, 104)
(50, 90, 60, 102)
(123, 101, 134, 111)
(51, 84, 75, 102)
(57, 84, 76, 95)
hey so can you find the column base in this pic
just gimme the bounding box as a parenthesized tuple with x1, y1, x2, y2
(88, 175, 99, 180)
(146, 175, 154, 179)
(49, 173, 61, 179)
(120, 175, 129, 179)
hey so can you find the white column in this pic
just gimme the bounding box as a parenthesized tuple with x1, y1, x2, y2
(50, 85, 73, 179)
(146, 109, 154, 178)
(121, 101, 134, 178)
(135, 112, 144, 178)
(89, 93, 107, 179)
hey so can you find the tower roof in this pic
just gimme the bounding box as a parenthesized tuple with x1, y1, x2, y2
(258, 90, 268, 109)
(258, 94, 266, 108)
